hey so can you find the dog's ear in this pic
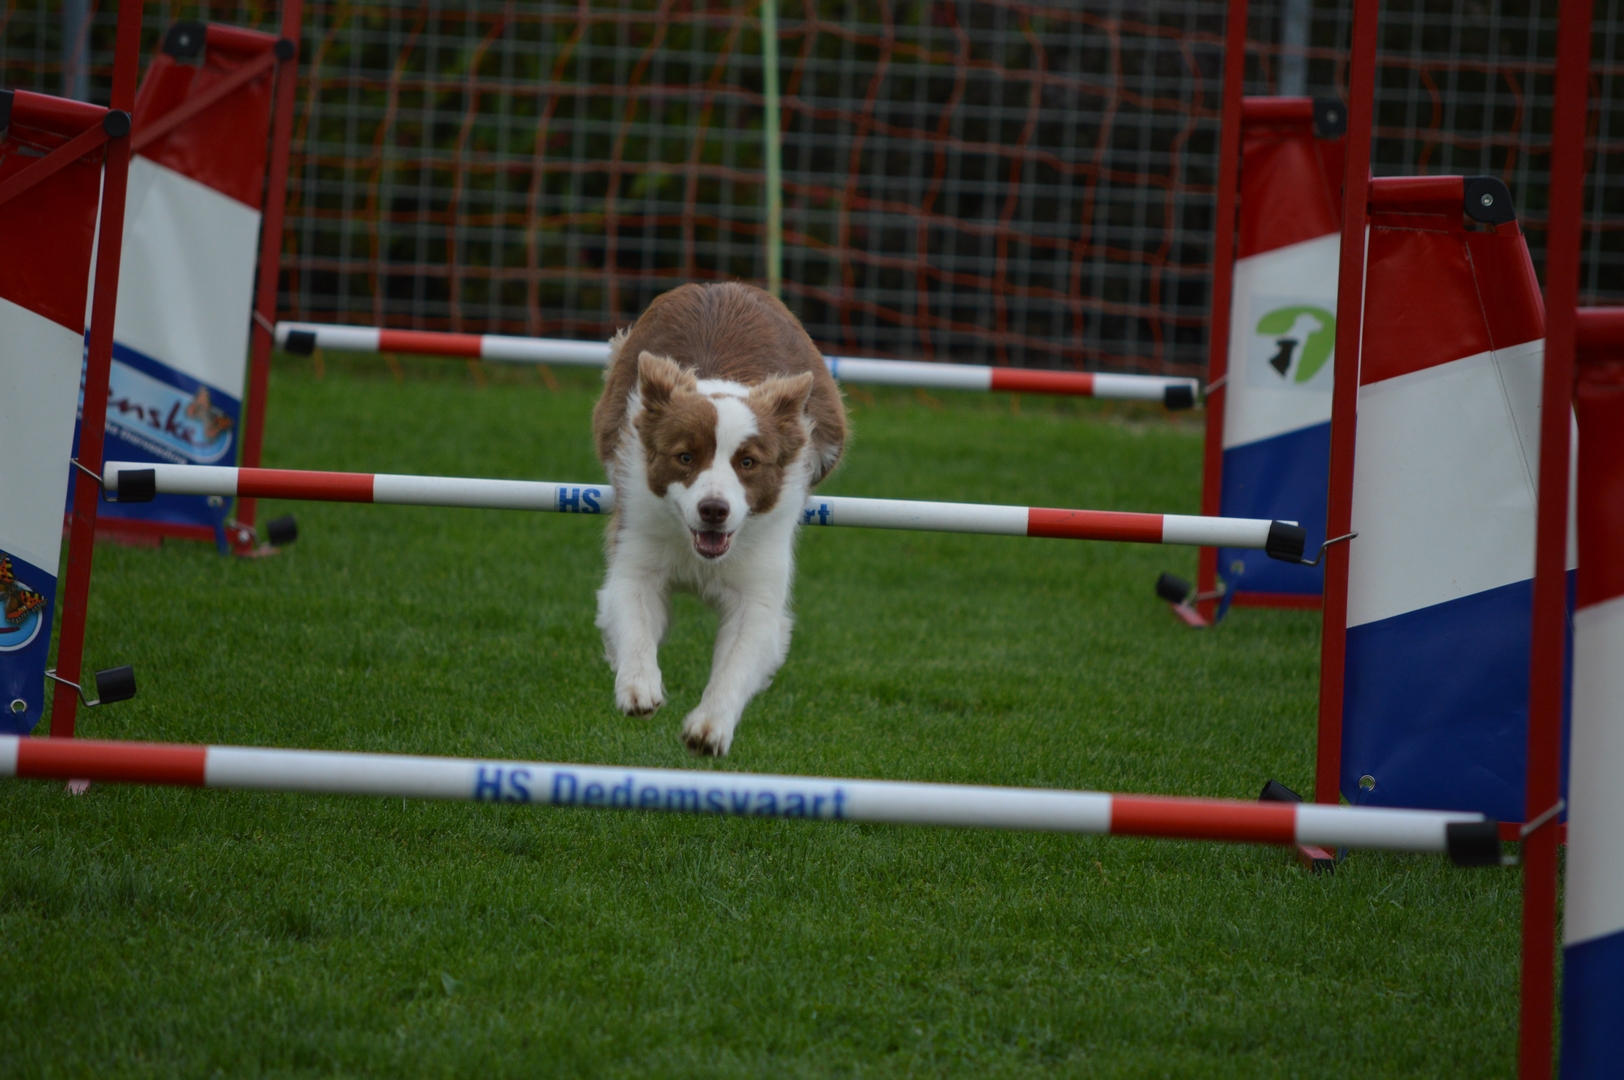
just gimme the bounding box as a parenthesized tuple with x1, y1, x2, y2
(748, 370, 815, 427)
(636, 351, 694, 411)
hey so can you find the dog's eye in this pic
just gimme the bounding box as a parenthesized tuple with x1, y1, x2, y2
(678, 452, 693, 465)
(740, 456, 755, 469)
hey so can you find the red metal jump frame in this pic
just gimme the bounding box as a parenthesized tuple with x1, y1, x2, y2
(1519, 1, 1592, 1075)
(48, 0, 145, 743)
(1312, 0, 1379, 811)
(233, 0, 304, 540)
(1194, 0, 1248, 627)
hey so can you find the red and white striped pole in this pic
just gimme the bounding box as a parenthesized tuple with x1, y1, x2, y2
(103, 462, 1309, 559)
(0, 735, 1499, 858)
(272, 321, 1200, 407)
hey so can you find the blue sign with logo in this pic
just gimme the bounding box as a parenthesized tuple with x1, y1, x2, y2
(71, 341, 241, 542)
(0, 549, 57, 734)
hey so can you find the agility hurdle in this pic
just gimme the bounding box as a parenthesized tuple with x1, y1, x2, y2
(86, 20, 293, 549)
(0, 735, 1500, 860)
(271, 321, 1201, 409)
(1, 0, 144, 741)
(101, 462, 1310, 560)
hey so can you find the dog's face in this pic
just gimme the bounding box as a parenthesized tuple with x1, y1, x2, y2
(633, 351, 813, 560)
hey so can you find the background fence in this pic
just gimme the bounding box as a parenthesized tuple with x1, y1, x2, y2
(3, 0, 1621, 375)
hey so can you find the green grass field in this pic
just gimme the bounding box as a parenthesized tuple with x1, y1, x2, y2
(2, 355, 1522, 1077)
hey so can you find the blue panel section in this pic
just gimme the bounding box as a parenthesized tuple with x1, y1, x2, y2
(1217, 421, 1329, 599)
(70, 340, 239, 538)
(1341, 574, 1574, 821)
(0, 549, 57, 735)
(1562, 928, 1624, 1079)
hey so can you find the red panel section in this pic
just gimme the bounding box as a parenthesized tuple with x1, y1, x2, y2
(1367, 174, 1462, 214)
(17, 738, 207, 785)
(1237, 98, 1343, 258)
(1575, 351, 1624, 609)
(132, 24, 277, 207)
(1110, 795, 1296, 844)
(9, 93, 107, 135)
(1240, 97, 1314, 125)
(1026, 508, 1163, 543)
(377, 329, 485, 358)
(1360, 193, 1543, 385)
(987, 368, 1094, 395)
(0, 92, 104, 331)
(1577, 306, 1624, 351)
(236, 467, 376, 503)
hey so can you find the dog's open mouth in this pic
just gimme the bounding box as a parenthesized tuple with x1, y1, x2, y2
(691, 529, 732, 559)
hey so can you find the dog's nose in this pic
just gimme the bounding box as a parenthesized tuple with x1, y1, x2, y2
(698, 497, 730, 526)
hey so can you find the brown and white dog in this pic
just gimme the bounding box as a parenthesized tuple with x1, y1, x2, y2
(591, 283, 846, 755)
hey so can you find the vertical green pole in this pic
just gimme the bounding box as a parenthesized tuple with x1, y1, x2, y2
(761, 0, 783, 297)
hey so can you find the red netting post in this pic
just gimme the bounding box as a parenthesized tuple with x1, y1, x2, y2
(1196, 0, 1249, 624)
(1519, 3, 1591, 1074)
(237, 0, 304, 532)
(49, 0, 144, 739)
(1313, 0, 1379, 804)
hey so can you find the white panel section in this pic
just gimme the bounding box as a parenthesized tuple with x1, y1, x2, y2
(275, 323, 380, 352)
(105, 461, 240, 498)
(1566, 594, 1624, 946)
(824, 356, 993, 391)
(115, 156, 260, 392)
(0, 735, 17, 778)
(1294, 803, 1480, 852)
(1223, 232, 1340, 449)
(802, 495, 1028, 535)
(480, 335, 610, 366)
(1161, 515, 1277, 548)
(0, 298, 85, 575)
(1346, 339, 1544, 628)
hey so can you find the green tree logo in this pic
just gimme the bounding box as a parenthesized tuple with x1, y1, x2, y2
(1256, 306, 1336, 383)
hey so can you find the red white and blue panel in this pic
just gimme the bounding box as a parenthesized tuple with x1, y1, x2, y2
(84, 24, 277, 544)
(1562, 316, 1624, 1076)
(0, 91, 107, 733)
(1217, 98, 1344, 608)
(1339, 177, 1570, 823)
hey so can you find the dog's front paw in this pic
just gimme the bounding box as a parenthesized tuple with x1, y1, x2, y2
(615, 671, 666, 716)
(680, 706, 736, 756)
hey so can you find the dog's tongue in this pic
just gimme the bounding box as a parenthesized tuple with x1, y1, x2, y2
(694, 530, 731, 558)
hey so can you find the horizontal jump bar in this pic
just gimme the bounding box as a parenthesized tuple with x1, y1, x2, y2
(272, 321, 1200, 408)
(104, 462, 1307, 559)
(0, 736, 1495, 859)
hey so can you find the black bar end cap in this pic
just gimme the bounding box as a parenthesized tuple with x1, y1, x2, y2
(1265, 521, 1307, 563)
(1313, 97, 1347, 139)
(1259, 779, 1305, 804)
(1464, 177, 1517, 226)
(102, 110, 131, 139)
(0, 89, 13, 135)
(284, 329, 317, 355)
(116, 468, 157, 503)
(1447, 820, 1503, 867)
(163, 21, 207, 61)
(266, 514, 298, 546)
(275, 38, 298, 62)
(1155, 572, 1191, 605)
(1163, 383, 1195, 411)
(94, 665, 137, 705)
